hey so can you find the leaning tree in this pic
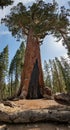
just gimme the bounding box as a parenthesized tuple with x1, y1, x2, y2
(2, 0, 70, 99)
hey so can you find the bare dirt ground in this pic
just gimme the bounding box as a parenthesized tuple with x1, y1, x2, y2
(0, 99, 70, 123)
(13, 99, 62, 110)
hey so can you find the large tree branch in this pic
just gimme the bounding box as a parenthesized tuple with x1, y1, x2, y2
(59, 29, 70, 52)
(59, 29, 68, 43)
(19, 23, 29, 36)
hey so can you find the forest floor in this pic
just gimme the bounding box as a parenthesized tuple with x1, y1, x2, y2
(0, 98, 70, 123)
(12, 92, 70, 109)
(13, 99, 61, 110)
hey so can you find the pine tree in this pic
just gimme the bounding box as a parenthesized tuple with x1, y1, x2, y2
(44, 61, 52, 88)
(55, 57, 66, 92)
(49, 59, 54, 89)
(2, 1, 70, 99)
(9, 42, 25, 96)
(52, 60, 63, 93)
(60, 57, 70, 92)
(0, 45, 9, 99)
(44, 57, 70, 94)
(0, 52, 4, 99)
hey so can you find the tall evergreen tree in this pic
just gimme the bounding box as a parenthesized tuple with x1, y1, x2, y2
(55, 57, 66, 92)
(49, 59, 54, 89)
(60, 57, 70, 92)
(2, 1, 70, 99)
(52, 60, 63, 93)
(0, 45, 9, 99)
(44, 61, 52, 88)
(9, 42, 25, 96)
(0, 52, 4, 99)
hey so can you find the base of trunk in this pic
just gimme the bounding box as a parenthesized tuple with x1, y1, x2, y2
(26, 59, 43, 99)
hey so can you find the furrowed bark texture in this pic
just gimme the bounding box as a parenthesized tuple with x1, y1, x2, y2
(19, 29, 44, 99)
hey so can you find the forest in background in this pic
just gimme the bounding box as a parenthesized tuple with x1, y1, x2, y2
(0, 42, 70, 100)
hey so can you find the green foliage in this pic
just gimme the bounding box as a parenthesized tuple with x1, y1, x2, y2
(0, 0, 70, 97)
(55, 57, 66, 92)
(52, 59, 62, 93)
(0, 0, 13, 9)
(0, 45, 9, 99)
(9, 41, 25, 96)
(44, 57, 70, 94)
(62, 36, 70, 56)
(60, 57, 70, 92)
(2, 0, 70, 47)
(44, 60, 52, 88)
(0, 45, 9, 82)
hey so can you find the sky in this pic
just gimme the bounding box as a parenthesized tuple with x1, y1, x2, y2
(0, 0, 69, 65)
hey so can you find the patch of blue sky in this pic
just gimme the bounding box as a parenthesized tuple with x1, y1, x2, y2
(0, 25, 21, 64)
(40, 35, 67, 63)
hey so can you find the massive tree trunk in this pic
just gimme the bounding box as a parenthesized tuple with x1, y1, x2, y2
(18, 29, 44, 99)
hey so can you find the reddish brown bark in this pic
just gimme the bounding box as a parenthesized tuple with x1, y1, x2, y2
(18, 29, 44, 99)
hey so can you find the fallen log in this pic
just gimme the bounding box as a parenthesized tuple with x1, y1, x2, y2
(54, 93, 70, 105)
(0, 102, 70, 124)
(0, 101, 16, 108)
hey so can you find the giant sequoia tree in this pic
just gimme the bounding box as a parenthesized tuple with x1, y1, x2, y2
(2, 0, 70, 99)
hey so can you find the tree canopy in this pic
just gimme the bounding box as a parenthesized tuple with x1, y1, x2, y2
(2, 1, 70, 45)
(0, 0, 13, 9)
